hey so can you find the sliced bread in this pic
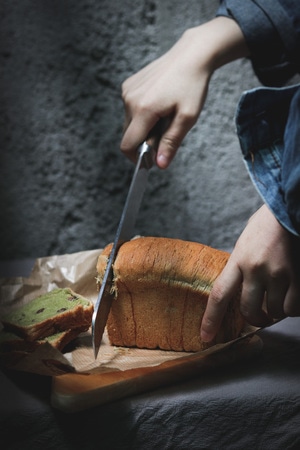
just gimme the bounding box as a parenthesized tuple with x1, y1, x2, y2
(1, 288, 93, 341)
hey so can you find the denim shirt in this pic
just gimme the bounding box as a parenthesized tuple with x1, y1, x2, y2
(235, 83, 300, 237)
(217, 1, 300, 236)
(217, 0, 300, 86)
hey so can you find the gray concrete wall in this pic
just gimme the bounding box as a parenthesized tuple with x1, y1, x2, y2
(0, 0, 263, 261)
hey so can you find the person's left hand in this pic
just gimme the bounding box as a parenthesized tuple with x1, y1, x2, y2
(200, 204, 300, 342)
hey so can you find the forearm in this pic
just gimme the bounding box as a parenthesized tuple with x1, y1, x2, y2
(183, 16, 250, 74)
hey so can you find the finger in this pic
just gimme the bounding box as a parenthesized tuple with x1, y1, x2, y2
(120, 112, 159, 163)
(156, 110, 197, 169)
(284, 280, 300, 316)
(122, 108, 131, 135)
(200, 260, 242, 343)
(239, 281, 271, 327)
(285, 245, 300, 316)
(265, 276, 289, 319)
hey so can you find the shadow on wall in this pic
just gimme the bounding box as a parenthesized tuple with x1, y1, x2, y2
(0, 0, 260, 260)
(0, 1, 162, 259)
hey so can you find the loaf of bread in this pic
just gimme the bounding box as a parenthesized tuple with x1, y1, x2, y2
(1, 288, 93, 342)
(97, 237, 244, 352)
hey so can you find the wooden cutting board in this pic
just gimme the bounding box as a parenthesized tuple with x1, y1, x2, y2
(51, 333, 262, 412)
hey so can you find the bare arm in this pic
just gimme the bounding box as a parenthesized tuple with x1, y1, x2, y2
(121, 16, 249, 168)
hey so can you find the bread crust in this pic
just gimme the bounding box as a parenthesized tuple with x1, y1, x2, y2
(97, 237, 244, 352)
(1, 288, 93, 341)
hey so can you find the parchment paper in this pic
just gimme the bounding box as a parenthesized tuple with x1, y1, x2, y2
(0, 249, 257, 377)
(0, 250, 198, 376)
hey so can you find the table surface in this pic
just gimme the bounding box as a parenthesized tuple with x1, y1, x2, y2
(1, 260, 300, 450)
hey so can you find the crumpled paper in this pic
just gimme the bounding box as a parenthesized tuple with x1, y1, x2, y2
(0, 249, 197, 376)
(0, 249, 100, 309)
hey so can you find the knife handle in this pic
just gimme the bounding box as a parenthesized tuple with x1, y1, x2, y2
(138, 141, 156, 169)
(140, 119, 166, 168)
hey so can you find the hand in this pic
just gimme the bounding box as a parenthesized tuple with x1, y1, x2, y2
(121, 17, 249, 169)
(201, 204, 300, 342)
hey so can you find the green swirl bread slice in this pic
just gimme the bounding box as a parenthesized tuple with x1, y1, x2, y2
(1, 288, 93, 341)
(0, 327, 87, 353)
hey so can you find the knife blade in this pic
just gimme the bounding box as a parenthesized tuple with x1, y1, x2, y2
(92, 139, 157, 359)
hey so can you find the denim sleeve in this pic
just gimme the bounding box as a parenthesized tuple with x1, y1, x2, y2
(235, 83, 300, 237)
(217, 0, 300, 86)
(281, 87, 300, 234)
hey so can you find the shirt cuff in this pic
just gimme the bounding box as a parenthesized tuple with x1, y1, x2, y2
(216, 0, 295, 86)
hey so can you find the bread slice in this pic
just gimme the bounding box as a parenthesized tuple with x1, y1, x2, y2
(0, 327, 87, 353)
(1, 288, 93, 341)
(97, 237, 244, 352)
(0, 331, 39, 353)
(44, 327, 87, 350)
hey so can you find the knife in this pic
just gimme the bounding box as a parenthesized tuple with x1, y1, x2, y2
(92, 135, 158, 359)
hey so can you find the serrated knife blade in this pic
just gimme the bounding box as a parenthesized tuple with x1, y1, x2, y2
(92, 141, 156, 359)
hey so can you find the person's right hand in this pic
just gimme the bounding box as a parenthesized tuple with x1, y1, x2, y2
(121, 17, 249, 169)
(121, 27, 210, 169)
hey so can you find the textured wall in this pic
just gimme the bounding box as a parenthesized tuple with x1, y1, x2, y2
(0, 0, 262, 261)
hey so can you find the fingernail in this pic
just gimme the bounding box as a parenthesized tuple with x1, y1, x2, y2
(157, 153, 169, 169)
